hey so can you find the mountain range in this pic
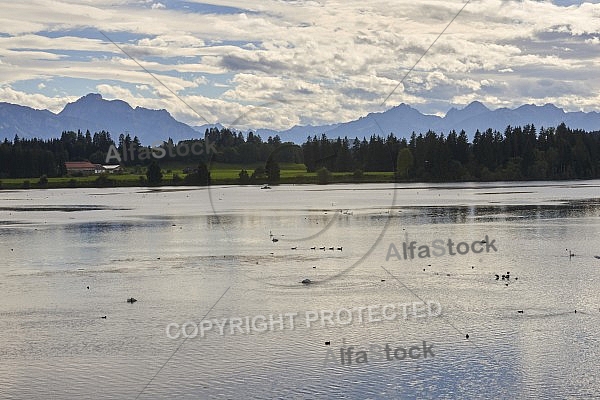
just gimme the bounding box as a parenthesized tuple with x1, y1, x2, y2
(1, 93, 599, 145)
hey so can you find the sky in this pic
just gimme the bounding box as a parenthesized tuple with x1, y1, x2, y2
(0, 0, 599, 131)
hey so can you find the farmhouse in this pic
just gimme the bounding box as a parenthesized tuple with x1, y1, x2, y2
(65, 161, 121, 175)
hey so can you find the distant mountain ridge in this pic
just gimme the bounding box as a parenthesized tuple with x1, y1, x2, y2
(260, 101, 600, 143)
(1, 93, 599, 145)
(0, 93, 200, 144)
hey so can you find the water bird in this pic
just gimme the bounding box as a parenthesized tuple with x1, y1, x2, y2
(465, 334, 469, 339)
(594, 256, 600, 260)
(301, 279, 312, 285)
(381, 279, 385, 282)
(517, 310, 524, 314)
(325, 341, 330, 346)
(337, 247, 343, 251)
(127, 298, 137, 303)
(291, 247, 297, 250)
(313, 266, 316, 269)
(480, 240, 486, 244)
(328, 247, 334, 250)
(566, 249, 575, 258)
(87, 286, 90, 289)
(272, 238, 279, 243)
(101, 316, 107, 319)
(310, 246, 316, 250)
(319, 247, 325, 250)
(495, 274, 500, 280)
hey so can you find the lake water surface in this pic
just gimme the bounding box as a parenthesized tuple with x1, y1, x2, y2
(1, 181, 600, 399)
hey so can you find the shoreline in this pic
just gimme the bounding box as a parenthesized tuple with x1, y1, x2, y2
(1, 174, 598, 190)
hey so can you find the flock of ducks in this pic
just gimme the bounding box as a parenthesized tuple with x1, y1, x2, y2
(270, 231, 343, 252)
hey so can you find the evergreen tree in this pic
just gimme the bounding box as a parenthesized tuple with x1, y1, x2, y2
(265, 156, 280, 183)
(146, 161, 162, 185)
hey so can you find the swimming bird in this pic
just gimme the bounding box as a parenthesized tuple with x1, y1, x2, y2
(310, 246, 316, 250)
(465, 334, 469, 339)
(127, 298, 137, 303)
(272, 238, 279, 243)
(319, 246, 325, 250)
(325, 341, 330, 345)
(101, 316, 107, 319)
(301, 279, 312, 285)
(517, 310, 523, 314)
(337, 247, 343, 251)
(566, 249, 575, 258)
(328, 247, 334, 250)
(291, 247, 297, 250)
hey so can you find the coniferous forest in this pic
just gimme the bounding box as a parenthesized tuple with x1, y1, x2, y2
(1, 123, 599, 182)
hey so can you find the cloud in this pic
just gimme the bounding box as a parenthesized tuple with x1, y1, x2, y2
(0, 0, 599, 130)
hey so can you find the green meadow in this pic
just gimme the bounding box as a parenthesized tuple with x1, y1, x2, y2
(0, 162, 395, 189)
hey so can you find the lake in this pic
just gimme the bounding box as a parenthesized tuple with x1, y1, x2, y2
(1, 181, 599, 399)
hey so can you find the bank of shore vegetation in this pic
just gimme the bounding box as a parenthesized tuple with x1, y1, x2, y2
(0, 123, 599, 189)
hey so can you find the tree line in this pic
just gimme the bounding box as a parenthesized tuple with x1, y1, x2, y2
(302, 123, 600, 181)
(0, 123, 599, 182)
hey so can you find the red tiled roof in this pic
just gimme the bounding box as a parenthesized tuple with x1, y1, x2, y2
(65, 161, 98, 169)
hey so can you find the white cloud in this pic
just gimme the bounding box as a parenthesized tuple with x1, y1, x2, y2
(0, 0, 599, 130)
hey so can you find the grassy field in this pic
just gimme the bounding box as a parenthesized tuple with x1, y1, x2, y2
(0, 162, 396, 189)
